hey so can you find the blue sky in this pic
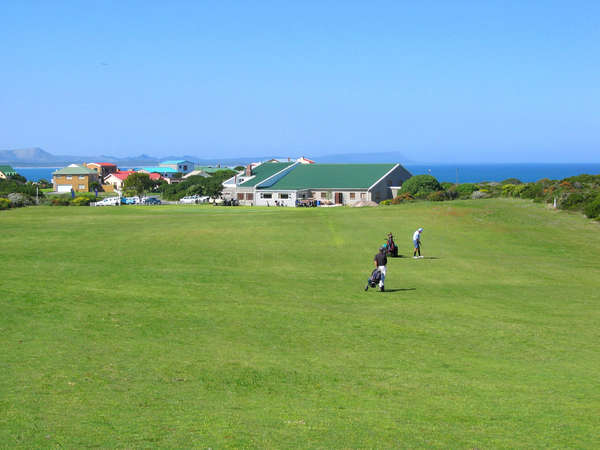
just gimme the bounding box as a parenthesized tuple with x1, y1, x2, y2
(1, 1, 599, 162)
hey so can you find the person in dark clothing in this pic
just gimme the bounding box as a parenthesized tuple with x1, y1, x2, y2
(372, 245, 388, 291)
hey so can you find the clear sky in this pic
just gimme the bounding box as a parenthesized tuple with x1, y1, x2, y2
(1, 1, 599, 162)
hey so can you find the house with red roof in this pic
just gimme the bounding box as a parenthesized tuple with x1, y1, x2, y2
(104, 171, 136, 190)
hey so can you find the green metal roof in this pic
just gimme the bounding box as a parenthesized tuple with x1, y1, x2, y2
(53, 165, 97, 175)
(0, 165, 17, 176)
(239, 162, 295, 187)
(258, 164, 397, 190)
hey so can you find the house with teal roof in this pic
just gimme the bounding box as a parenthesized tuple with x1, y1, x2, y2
(222, 160, 411, 206)
(138, 167, 178, 179)
(158, 160, 195, 174)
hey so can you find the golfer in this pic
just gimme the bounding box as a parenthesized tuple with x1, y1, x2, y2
(413, 227, 424, 258)
(374, 245, 388, 291)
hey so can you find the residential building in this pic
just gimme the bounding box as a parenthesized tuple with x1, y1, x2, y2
(0, 165, 17, 179)
(158, 160, 194, 174)
(222, 161, 412, 206)
(104, 171, 136, 190)
(84, 162, 118, 182)
(138, 167, 178, 179)
(182, 166, 231, 179)
(52, 164, 99, 193)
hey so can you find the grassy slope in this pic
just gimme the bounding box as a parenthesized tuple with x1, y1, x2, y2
(1, 200, 599, 447)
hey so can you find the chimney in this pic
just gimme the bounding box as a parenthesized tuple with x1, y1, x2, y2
(245, 165, 252, 176)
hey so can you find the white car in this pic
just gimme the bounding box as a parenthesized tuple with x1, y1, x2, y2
(179, 195, 202, 204)
(95, 197, 120, 206)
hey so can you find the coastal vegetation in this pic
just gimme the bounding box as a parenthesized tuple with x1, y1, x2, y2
(382, 173, 600, 219)
(2, 200, 599, 447)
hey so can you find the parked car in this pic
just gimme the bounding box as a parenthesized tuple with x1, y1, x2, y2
(179, 195, 202, 204)
(121, 196, 141, 205)
(143, 196, 161, 205)
(94, 197, 120, 206)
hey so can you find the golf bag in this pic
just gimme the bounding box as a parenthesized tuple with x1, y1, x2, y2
(367, 268, 382, 288)
(387, 237, 398, 257)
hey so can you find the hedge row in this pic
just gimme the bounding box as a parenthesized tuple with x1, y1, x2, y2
(385, 174, 600, 219)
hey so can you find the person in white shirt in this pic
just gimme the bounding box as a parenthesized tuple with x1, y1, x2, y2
(413, 228, 423, 258)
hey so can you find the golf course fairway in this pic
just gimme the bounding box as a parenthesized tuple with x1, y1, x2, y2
(2, 199, 599, 447)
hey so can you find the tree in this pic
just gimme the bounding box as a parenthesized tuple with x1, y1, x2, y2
(123, 173, 153, 198)
(89, 181, 102, 192)
(234, 165, 245, 172)
(401, 175, 442, 197)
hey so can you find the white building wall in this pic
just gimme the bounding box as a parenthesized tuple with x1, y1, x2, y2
(255, 191, 298, 207)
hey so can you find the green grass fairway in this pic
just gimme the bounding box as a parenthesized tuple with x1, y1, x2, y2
(2, 200, 599, 447)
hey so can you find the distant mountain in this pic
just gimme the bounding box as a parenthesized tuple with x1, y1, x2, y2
(0, 148, 412, 167)
(0, 147, 61, 164)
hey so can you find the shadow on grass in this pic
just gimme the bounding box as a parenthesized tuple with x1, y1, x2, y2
(383, 288, 416, 293)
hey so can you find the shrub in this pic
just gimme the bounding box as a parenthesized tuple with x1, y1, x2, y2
(8, 192, 34, 207)
(455, 183, 478, 198)
(0, 198, 10, 210)
(441, 182, 454, 190)
(501, 177, 522, 185)
(379, 199, 392, 205)
(501, 184, 518, 197)
(520, 182, 544, 200)
(471, 190, 489, 199)
(71, 196, 91, 206)
(401, 175, 442, 197)
(391, 193, 414, 204)
(564, 174, 600, 184)
(584, 194, 600, 219)
(560, 192, 587, 210)
(444, 186, 459, 200)
(427, 190, 450, 201)
(51, 197, 71, 206)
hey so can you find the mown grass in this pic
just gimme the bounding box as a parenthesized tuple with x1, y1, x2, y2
(1, 199, 599, 447)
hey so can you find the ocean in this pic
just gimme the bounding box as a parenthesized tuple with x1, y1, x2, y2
(15, 163, 600, 184)
(402, 163, 600, 183)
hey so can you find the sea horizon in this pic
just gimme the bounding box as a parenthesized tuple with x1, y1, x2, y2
(13, 162, 600, 184)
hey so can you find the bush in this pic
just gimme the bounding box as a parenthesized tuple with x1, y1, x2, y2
(51, 196, 71, 206)
(427, 190, 450, 201)
(455, 183, 478, 198)
(584, 194, 600, 219)
(444, 186, 459, 200)
(441, 182, 454, 190)
(520, 182, 544, 200)
(564, 174, 600, 184)
(71, 196, 91, 206)
(391, 193, 414, 204)
(401, 175, 442, 198)
(501, 177, 522, 185)
(379, 199, 392, 205)
(560, 192, 587, 210)
(8, 192, 34, 207)
(0, 198, 10, 210)
(471, 190, 489, 199)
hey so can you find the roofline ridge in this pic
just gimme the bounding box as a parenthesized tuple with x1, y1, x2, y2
(255, 161, 300, 189)
(367, 163, 400, 191)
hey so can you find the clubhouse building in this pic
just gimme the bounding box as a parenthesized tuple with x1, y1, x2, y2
(222, 161, 412, 206)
